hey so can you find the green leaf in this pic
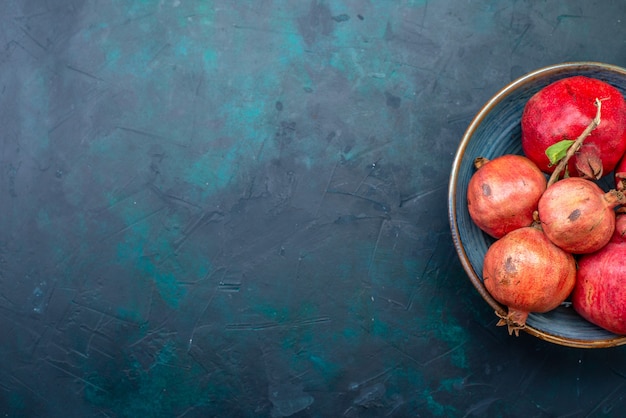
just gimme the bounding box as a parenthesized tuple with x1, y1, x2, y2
(545, 139, 575, 166)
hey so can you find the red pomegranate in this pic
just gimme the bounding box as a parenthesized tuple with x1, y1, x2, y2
(467, 155, 547, 239)
(482, 225, 577, 336)
(612, 209, 626, 242)
(522, 76, 626, 179)
(572, 213, 626, 335)
(537, 177, 625, 254)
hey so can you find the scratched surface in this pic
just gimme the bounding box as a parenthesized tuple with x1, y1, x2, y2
(2, 1, 626, 417)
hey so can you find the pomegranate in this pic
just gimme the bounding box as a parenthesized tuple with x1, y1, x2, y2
(613, 208, 626, 241)
(466, 155, 547, 239)
(571, 212, 626, 335)
(521, 76, 626, 179)
(615, 154, 626, 191)
(537, 177, 626, 254)
(482, 225, 577, 336)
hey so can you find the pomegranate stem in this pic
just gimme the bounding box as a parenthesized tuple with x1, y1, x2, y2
(547, 98, 603, 188)
(495, 309, 528, 337)
(473, 157, 489, 170)
(606, 189, 626, 208)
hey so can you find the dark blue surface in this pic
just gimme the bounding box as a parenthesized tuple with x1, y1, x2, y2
(2, 1, 626, 417)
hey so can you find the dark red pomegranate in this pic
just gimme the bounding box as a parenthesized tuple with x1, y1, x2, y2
(467, 155, 547, 239)
(572, 213, 626, 335)
(522, 76, 626, 179)
(482, 225, 577, 336)
(537, 177, 625, 254)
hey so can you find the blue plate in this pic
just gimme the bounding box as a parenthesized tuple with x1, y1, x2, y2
(449, 62, 626, 348)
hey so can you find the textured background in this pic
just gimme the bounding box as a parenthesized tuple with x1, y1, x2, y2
(2, 1, 626, 417)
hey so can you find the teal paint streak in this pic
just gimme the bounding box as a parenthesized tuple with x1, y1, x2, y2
(422, 389, 458, 417)
(181, 102, 276, 199)
(183, 145, 241, 198)
(116, 235, 186, 309)
(470, 3, 498, 34)
(90, 2, 321, 202)
(105, 46, 122, 66)
(438, 377, 464, 392)
(22, 72, 50, 151)
(420, 303, 469, 370)
(174, 36, 191, 57)
(112, 0, 156, 19)
(114, 203, 186, 309)
(116, 305, 146, 323)
(309, 354, 340, 380)
(203, 48, 218, 69)
(84, 340, 212, 416)
(279, 31, 305, 62)
(407, 0, 429, 6)
(139, 257, 186, 309)
(36, 209, 51, 230)
(81, 22, 108, 42)
(352, 232, 470, 379)
(342, 326, 360, 340)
